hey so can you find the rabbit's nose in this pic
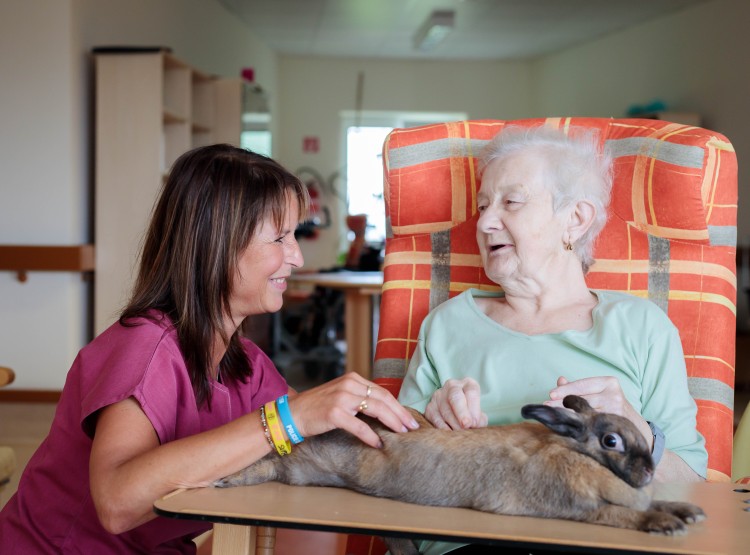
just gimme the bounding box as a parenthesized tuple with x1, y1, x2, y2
(641, 466, 654, 486)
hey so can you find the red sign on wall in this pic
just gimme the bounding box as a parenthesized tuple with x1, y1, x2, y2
(303, 136, 320, 153)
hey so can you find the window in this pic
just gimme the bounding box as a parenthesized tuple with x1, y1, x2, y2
(341, 110, 466, 245)
(240, 112, 272, 157)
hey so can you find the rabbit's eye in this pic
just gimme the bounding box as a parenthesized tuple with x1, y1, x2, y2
(601, 433, 624, 451)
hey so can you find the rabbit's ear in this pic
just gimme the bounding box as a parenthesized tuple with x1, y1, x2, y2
(562, 395, 594, 415)
(521, 404, 588, 441)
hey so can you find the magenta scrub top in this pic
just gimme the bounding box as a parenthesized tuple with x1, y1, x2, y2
(0, 312, 288, 554)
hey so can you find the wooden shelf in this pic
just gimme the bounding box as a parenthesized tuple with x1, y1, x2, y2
(163, 110, 187, 124)
(0, 245, 95, 282)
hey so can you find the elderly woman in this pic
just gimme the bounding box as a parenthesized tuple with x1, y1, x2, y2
(398, 126, 706, 554)
(401, 125, 706, 465)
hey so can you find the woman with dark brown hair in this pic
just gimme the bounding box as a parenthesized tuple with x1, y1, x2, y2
(0, 144, 418, 554)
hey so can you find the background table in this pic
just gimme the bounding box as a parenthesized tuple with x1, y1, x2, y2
(288, 271, 383, 378)
(155, 481, 750, 555)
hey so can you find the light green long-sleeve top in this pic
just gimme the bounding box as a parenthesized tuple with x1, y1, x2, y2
(398, 288, 706, 555)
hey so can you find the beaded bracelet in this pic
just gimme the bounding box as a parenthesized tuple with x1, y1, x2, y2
(259, 406, 275, 450)
(276, 394, 304, 445)
(264, 400, 292, 456)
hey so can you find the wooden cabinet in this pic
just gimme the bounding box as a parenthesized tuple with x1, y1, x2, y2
(94, 50, 241, 333)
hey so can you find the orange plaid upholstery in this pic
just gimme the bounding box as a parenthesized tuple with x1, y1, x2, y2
(374, 117, 738, 482)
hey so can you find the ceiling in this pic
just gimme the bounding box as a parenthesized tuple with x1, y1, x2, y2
(218, 0, 705, 61)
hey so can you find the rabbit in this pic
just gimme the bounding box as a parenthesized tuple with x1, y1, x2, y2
(216, 395, 705, 553)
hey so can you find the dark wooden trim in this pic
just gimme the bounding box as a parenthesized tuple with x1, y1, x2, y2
(0, 245, 95, 282)
(0, 389, 61, 403)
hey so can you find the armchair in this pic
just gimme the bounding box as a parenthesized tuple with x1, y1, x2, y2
(345, 116, 738, 554)
(375, 117, 737, 476)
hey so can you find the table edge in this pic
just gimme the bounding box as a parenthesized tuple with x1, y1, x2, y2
(154, 506, 652, 554)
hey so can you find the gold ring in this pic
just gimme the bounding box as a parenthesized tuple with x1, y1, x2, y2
(365, 385, 372, 398)
(358, 399, 368, 412)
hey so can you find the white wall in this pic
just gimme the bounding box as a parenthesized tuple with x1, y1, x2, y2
(0, 0, 277, 390)
(0, 0, 89, 390)
(276, 57, 532, 268)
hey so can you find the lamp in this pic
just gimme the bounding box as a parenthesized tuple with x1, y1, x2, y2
(413, 10, 455, 52)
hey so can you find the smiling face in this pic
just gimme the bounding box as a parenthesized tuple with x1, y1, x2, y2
(228, 196, 303, 326)
(476, 150, 570, 285)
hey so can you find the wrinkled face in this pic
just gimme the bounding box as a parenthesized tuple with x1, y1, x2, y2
(476, 151, 568, 284)
(229, 197, 303, 325)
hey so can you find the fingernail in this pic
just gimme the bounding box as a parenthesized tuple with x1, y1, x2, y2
(410, 419, 419, 429)
(377, 440, 384, 449)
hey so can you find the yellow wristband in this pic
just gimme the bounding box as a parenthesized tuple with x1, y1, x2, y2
(259, 406, 275, 450)
(264, 401, 292, 456)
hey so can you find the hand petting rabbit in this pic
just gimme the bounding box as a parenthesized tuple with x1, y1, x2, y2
(216, 395, 705, 540)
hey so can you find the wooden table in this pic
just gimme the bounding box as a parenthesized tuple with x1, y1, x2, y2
(288, 271, 383, 378)
(155, 481, 750, 555)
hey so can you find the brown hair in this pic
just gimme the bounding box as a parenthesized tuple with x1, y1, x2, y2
(120, 144, 309, 407)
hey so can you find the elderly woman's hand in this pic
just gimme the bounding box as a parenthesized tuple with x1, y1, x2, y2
(287, 373, 419, 449)
(425, 377, 488, 430)
(546, 376, 653, 446)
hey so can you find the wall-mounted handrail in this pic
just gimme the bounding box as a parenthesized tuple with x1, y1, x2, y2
(0, 245, 95, 282)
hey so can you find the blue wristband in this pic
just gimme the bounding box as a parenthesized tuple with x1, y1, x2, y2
(276, 394, 304, 444)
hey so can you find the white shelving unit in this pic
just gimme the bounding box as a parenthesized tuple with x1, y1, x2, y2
(94, 50, 241, 333)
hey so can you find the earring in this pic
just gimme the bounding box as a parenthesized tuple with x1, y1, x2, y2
(565, 241, 574, 251)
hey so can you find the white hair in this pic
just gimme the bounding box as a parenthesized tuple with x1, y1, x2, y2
(478, 125, 613, 273)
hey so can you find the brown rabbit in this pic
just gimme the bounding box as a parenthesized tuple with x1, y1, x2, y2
(216, 395, 704, 549)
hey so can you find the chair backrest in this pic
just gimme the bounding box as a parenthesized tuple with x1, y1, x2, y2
(373, 117, 738, 481)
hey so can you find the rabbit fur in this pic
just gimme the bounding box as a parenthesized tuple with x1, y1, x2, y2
(216, 395, 704, 549)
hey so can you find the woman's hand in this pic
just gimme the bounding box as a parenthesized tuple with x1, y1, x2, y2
(546, 376, 652, 446)
(547, 376, 705, 482)
(424, 377, 488, 430)
(287, 373, 419, 448)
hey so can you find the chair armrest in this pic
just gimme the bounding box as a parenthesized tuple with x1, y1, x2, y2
(0, 366, 15, 388)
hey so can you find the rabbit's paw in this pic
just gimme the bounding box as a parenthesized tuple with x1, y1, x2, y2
(638, 511, 688, 535)
(213, 458, 277, 488)
(650, 500, 706, 524)
(212, 469, 254, 488)
(212, 476, 236, 488)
